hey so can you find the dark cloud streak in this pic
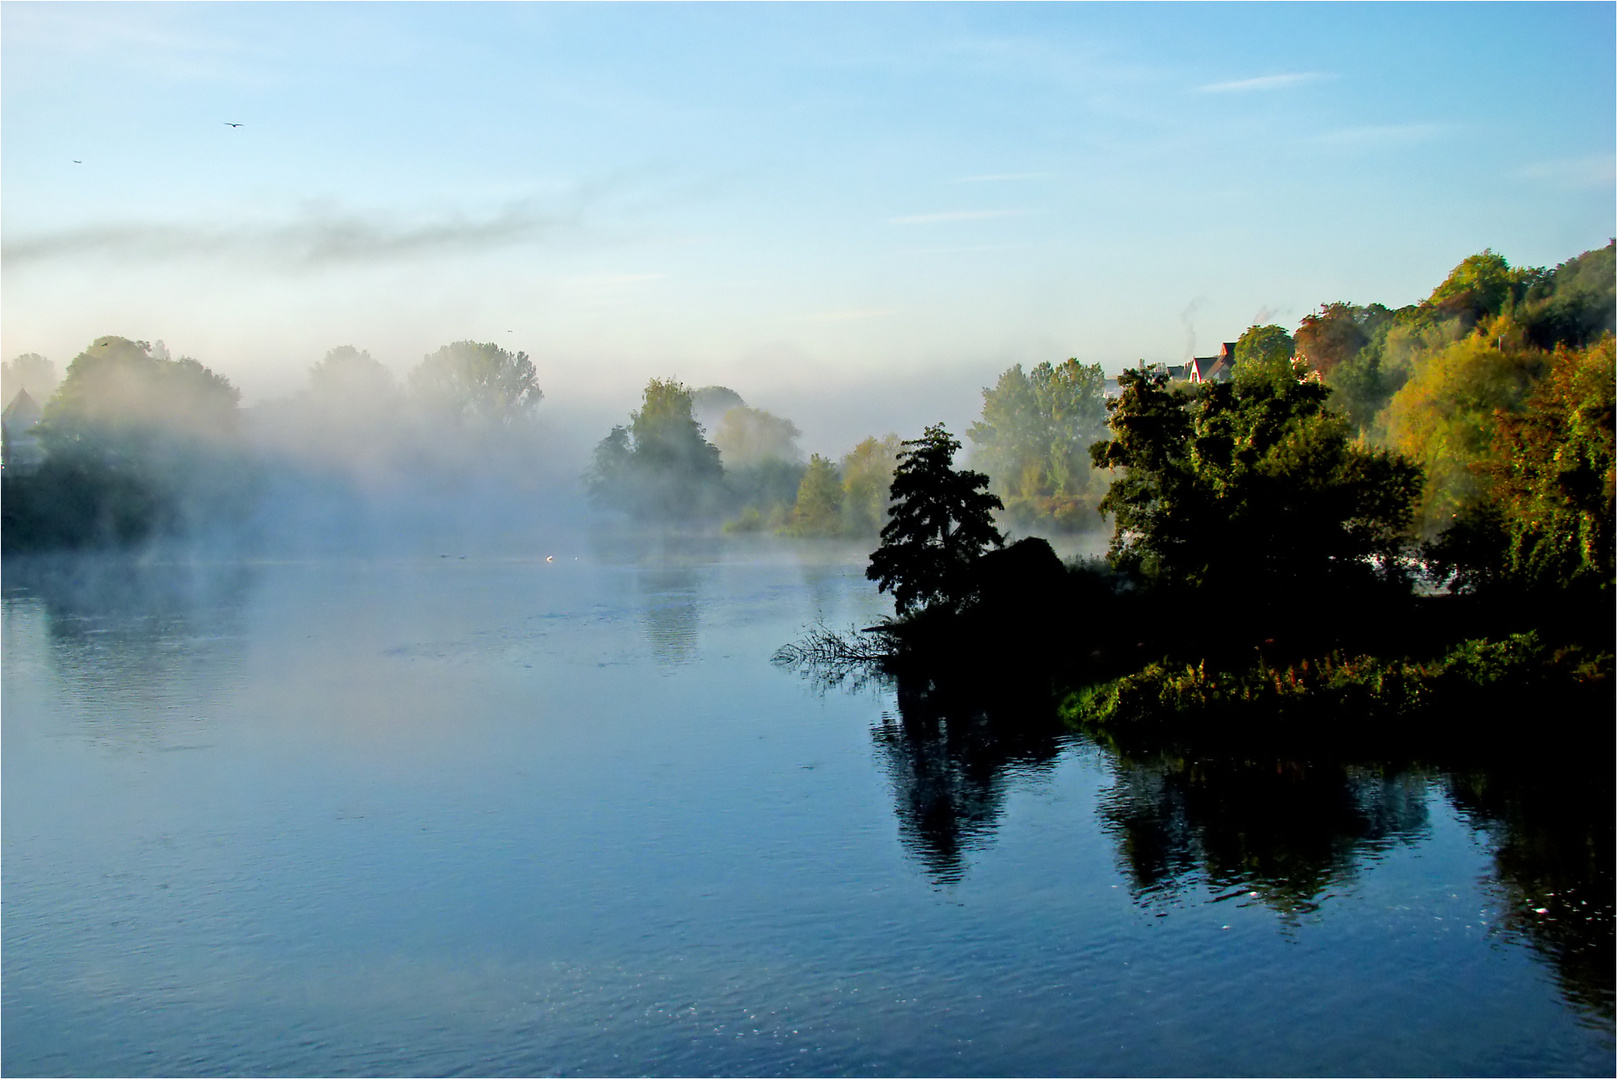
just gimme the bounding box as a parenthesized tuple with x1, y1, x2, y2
(3, 201, 579, 270)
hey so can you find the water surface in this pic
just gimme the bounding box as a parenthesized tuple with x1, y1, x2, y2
(3, 539, 1611, 1076)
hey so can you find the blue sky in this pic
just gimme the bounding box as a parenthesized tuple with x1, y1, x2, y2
(4, 2, 1613, 451)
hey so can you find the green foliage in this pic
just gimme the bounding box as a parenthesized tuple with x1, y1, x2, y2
(1063, 631, 1607, 733)
(1519, 241, 1617, 351)
(840, 434, 903, 535)
(1233, 324, 1297, 391)
(1427, 249, 1543, 329)
(966, 358, 1110, 531)
(6, 336, 248, 548)
(1090, 369, 1422, 598)
(1321, 245, 1610, 447)
(722, 458, 805, 529)
(780, 454, 845, 537)
(1385, 323, 1549, 532)
(867, 424, 1005, 615)
(1432, 335, 1615, 594)
(1322, 311, 1412, 441)
(721, 506, 773, 534)
(408, 341, 541, 426)
(586, 378, 725, 520)
(711, 405, 802, 467)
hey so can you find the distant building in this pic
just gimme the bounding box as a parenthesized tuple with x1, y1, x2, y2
(2, 389, 44, 474)
(1188, 342, 1238, 383)
(1115, 343, 1239, 392)
(1133, 360, 1193, 381)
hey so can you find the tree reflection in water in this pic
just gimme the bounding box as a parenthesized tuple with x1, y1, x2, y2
(870, 676, 1068, 885)
(1, 552, 254, 746)
(1092, 740, 1614, 1023)
(586, 527, 716, 667)
(838, 655, 1612, 1024)
(637, 565, 704, 665)
(1095, 750, 1432, 919)
(1448, 761, 1614, 1023)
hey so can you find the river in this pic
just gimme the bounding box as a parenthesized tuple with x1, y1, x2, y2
(2, 535, 1611, 1076)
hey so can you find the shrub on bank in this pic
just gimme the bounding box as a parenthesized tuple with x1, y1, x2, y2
(1062, 631, 1611, 735)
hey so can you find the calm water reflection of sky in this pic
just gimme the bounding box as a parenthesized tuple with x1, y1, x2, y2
(2, 544, 1611, 1076)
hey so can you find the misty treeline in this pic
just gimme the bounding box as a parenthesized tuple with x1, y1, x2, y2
(4, 240, 1612, 570)
(1, 336, 547, 551)
(582, 359, 1117, 539)
(585, 378, 905, 538)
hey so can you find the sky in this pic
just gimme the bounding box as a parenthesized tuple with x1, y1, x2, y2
(3, 2, 1614, 454)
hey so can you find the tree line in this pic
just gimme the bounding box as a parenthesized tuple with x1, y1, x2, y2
(5, 240, 1611, 572)
(806, 240, 1613, 749)
(1, 336, 544, 551)
(583, 377, 905, 538)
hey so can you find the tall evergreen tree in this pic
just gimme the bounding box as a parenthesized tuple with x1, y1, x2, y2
(867, 424, 1004, 615)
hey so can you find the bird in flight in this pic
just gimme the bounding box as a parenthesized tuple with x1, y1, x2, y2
(224, 122, 244, 128)
(72, 159, 83, 164)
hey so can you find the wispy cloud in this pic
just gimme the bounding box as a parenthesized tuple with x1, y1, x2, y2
(3, 5, 258, 87)
(889, 209, 1033, 226)
(906, 243, 1045, 255)
(560, 273, 667, 289)
(2, 202, 576, 270)
(951, 172, 1056, 184)
(1197, 72, 1326, 94)
(805, 308, 898, 323)
(1514, 155, 1616, 191)
(1306, 123, 1450, 150)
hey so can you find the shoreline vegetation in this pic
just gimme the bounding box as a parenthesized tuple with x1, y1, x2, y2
(770, 241, 1614, 751)
(4, 243, 1614, 749)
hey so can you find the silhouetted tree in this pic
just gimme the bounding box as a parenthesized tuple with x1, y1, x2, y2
(867, 424, 1004, 615)
(1091, 370, 1422, 601)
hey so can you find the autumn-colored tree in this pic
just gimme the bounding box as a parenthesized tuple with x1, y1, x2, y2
(1294, 303, 1395, 378)
(1434, 335, 1615, 594)
(1384, 323, 1548, 533)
